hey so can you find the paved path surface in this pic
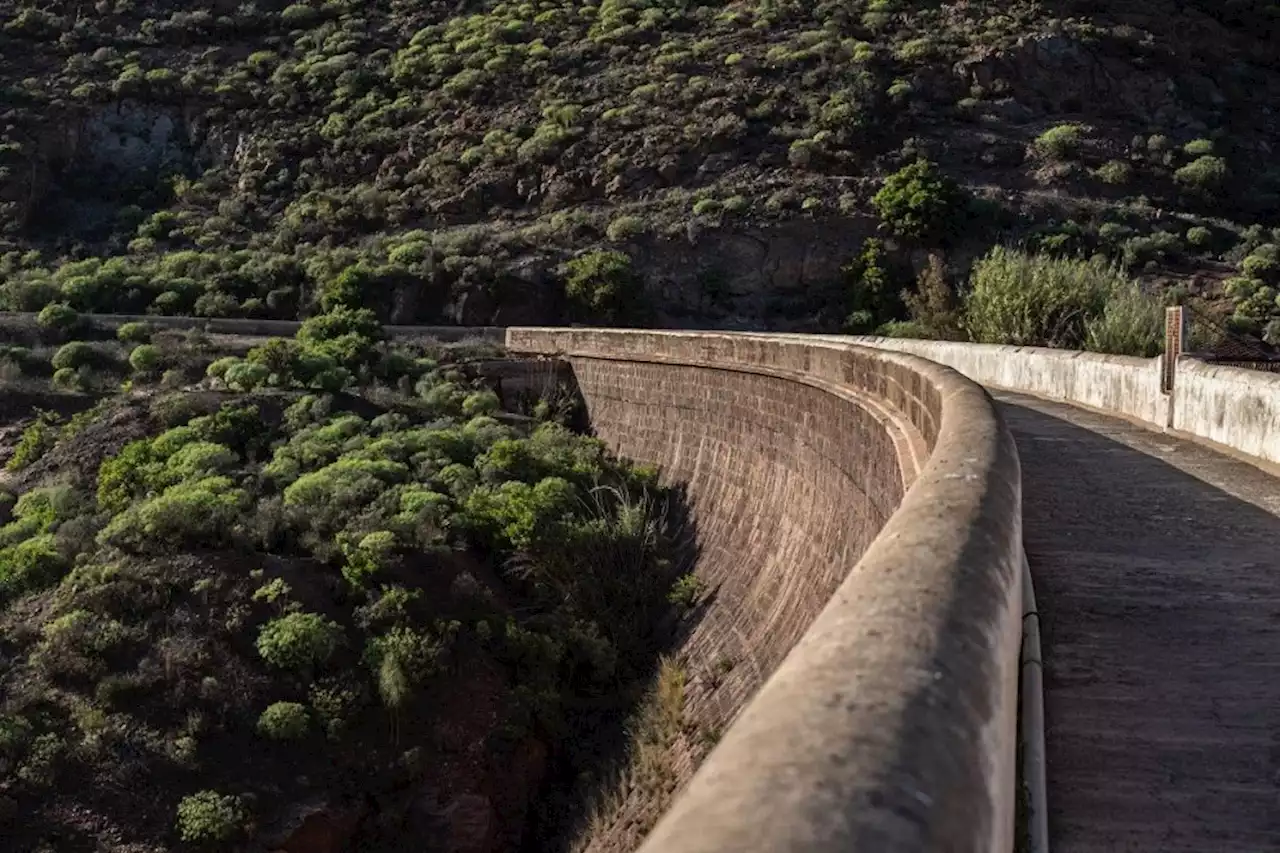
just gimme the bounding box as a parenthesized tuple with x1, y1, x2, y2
(995, 392, 1280, 853)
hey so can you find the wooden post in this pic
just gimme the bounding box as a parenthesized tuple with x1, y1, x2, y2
(1162, 305, 1186, 394)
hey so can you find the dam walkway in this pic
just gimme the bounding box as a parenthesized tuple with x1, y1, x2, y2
(996, 391, 1280, 853)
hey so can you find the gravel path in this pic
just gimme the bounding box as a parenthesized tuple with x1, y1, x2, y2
(995, 392, 1280, 853)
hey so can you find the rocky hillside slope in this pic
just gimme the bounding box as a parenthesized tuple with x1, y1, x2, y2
(1, 0, 1278, 331)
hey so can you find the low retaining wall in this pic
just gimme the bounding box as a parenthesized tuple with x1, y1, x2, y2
(506, 328, 1024, 853)
(1173, 358, 1280, 467)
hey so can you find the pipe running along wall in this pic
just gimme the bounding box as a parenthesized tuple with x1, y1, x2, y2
(506, 328, 1025, 853)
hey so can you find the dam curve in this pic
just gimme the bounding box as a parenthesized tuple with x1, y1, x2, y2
(506, 326, 1280, 853)
(507, 328, 1025, 853)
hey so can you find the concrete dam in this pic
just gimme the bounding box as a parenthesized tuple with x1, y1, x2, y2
(506, 327, 1280, 853)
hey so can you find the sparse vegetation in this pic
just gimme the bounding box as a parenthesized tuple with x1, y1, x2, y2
(0, 313, 696, 851)
(0, 0, 1278, 847)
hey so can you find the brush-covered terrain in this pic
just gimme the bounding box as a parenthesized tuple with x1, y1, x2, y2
(0, 300, 710, 852)
(2, 0, 1280, 850)
(0, 0, 1278, 341)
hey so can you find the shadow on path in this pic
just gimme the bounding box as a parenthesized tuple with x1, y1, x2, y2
(995, 392, 1280, 853)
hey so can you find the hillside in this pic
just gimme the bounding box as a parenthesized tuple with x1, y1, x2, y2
(1, 1, 1279, 850)
(1, 0, 1279, 336)
(0, 311, 720, 852)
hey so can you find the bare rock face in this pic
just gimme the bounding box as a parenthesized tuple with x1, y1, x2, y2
(80, 103, 190, 176)
(439, 794, 498, 853)
(633, 216, 876, 327)
(271, 800, 365, 853)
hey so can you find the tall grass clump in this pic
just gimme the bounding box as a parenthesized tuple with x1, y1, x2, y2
(963, 247, 1159, 354)
(1084, 282, 1164, 357)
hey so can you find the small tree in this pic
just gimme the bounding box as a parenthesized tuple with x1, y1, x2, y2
(562, 251, 639, 324)
(872, 159, 966, 242)
(901, 253, 964, 340)
(1174, 156, 1229, 196)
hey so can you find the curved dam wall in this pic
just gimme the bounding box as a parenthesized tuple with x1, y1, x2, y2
(506, 328, 1024, 853)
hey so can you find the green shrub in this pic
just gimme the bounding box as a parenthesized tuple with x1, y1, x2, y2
(0, 534, 65, 601)
(116, 322, 152, 344)
(963, 247, 1126, 348)
(175, 791, 246, 843)
(339, 530, 396, 587)
(871, 159, 965, 242)
(365, 625, 444, 708)
(1185, 226, 1214, 248)
(256, 702, 310, 740)
(129, 344, 161, 373)
(1242, 248, 1278, 282)
(256, 612, 344, 671)
(37, 303, 79, 333)
(461, 389, 500, 417)
(1094, 160, 1132, 185)
(7, 412, 59, 471)
(667, 573, 705, 611)
(1174, 156, 1228, 194)
(1183, 138, 1214, 156)
(51, 368, 80, 391)
(51, 342, 93, 371)
(1033, 123, 1086, 160)
(297, 307, 383, 371)
(205, 356, 240, 380)
(224, 361, 270, 391)
(97, 476, 246, 551)
(1084, 283, 1164, 357)
(606, 215, 645, 242)
(563, 251, 638, 324)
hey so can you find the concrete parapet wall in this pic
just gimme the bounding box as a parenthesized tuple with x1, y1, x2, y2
(506, 328, 1024, 853)
(848, 336, 1280, 469)
(1173, 358, 1280, 467)
(845, 337, 1166, 428)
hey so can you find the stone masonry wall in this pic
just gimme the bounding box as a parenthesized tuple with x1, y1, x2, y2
(566, 356, 905, 732)
(507, 329, 1024, 853)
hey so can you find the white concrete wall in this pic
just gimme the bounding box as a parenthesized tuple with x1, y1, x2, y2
(845, 337, 1167, 428)
(847, 335, 1280, 470)
(1173, 359, 1280, 467)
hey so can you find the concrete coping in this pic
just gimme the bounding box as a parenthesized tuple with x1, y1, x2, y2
(506, 328, 1025, 853)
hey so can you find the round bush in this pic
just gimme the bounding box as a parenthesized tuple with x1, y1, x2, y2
(37, 303, 79, 332)
(256, 612, 343, 671)
(461, 389, 500, 417)
(257, 701, 310, 740)
(205, 356, 240, 380)
(116, 321, 152, 344)
(51, 342, 93, 371)
(175, 791, 246, 843)
(129, 344, 161, 373)
(51, 367, 80, 391)
(1185, 226, 1213, 248)
(1242, 253, 1278, 281)
(605, 215, 645, 242)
